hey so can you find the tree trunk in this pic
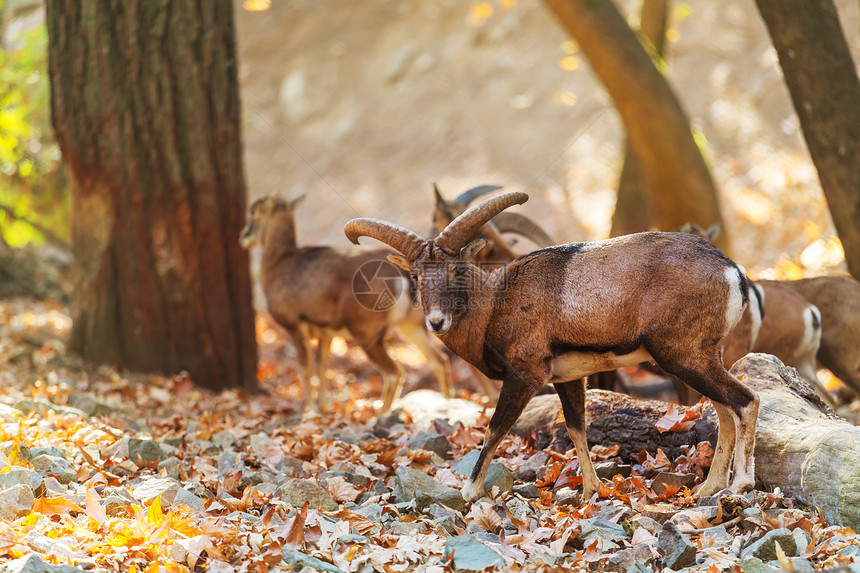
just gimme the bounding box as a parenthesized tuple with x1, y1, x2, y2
(46, 0, 258, 391)
(544, 0, 728, 253)
(515, 354, 860, 529)
(611, 0, 668, 238)
(754, 0, 860, 280)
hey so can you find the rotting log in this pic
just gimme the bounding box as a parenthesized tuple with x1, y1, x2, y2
(514, 354, 860, 528)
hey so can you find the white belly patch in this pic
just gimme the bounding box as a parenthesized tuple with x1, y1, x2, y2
(551, 346, 653, 381)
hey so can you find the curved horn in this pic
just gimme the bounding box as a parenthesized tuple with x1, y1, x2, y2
(454, 185, 504, 207)
(435, 192, 529, 255)
(491, 212, 555, 247)
(344, 218, 427, 261)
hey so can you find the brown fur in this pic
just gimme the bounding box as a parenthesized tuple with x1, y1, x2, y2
(241, 194, 451, 413)
(787, 275, 860, 397)
(347, 194, 759, 502)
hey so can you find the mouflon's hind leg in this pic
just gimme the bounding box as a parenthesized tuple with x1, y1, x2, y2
(655, 352, 759, 496)
(554, 378, 602, 499)
(463, 374, 541, 502)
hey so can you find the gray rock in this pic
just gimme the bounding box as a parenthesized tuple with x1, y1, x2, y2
(406, 433, 452, 458)
(427, 503, 462, 534)
(443, 536, 505, 571)
(0, 553, 86, 572)
(453, 450, 512, 496)
(484, 461, 513, 495)
(131, 478, 180, 505)
(393, 466, 465, 513)
(624, 515, 661, 536)
(0, 467, 42, 492)
(658, 521, 697, 570)
(605, 545, 654, 572)
(505, 497, 531, 523)
(70, 395, 118, 417)
(278, 478, 337, 511)
(30, 455, 76, 484)
(277, 456, 305, 477)
(157, 457, 182, 479)
(784, 557, 815, 573)
(23, 529, 57, 554)
(102, 495, 132, 516)
(0, 485, 34, 520)
(13, 399, 88, 420)
(173, 488, 206, 512)
(128, 438, 166, 465)
(793, 527, 811, 553)
(594, 461, 632, 480)
(512, 483, 540, 498)
(738, 557, 780, 573)
(211, 430, 238, 449)
(218, 451, 239, 477)
(514, 451, 549, 482)
(555, 487, 581, 506)
(578, 517, 628, 551)
(354, 503, 383, 522)
(28, 446, 65, 460)
(700, 525, 733, 547)
(390, 520, 425, 535)
(741, 528, 797, 561)
(740, 507, 763, 531)
(282, 549, 343, 573)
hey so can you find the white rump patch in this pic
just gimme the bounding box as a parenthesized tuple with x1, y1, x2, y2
(798, 305, 823, 357)
(749, 284, 764, 347)
(551, 346, 652, 381)
(724, 268, 745, 337)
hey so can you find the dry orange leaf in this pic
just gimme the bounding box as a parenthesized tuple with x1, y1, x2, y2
(33, 496, 82, 517)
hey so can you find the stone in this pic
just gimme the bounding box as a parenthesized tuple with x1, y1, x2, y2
(0, 553, 86, 572)
(577, 517, 628, 551)
(657, 521, 697, 570)
(514, 451, 549, 482)
(505, 497, 531, 524)
(512, 483, 540, 498)
(395, 389, 484, 431)
(700, 525, 733, 547)
(443, 536, 505, 571)
(28, 446, 65, 460)
(453, 450, 480, 477)
(605, 545, 654, 572)
(13, 399, 88, 420)
(173, 488, 206, 512)
(393, 466, 465, 513)
(427, 503, 462, 534)
(555, 487, 581, 507)
(741, 528, 797, 561)
(157, 457, 182, 479)
(0, 467, 42, 492)
(390, 520, 425, 535)
(23, 529, 54, 553)
(738, 557, 780, 573)
(594, 461, 632, 480)
(642, 503, 679, 523)
(130, 478, 181, 505)
(0, 485, 34, 521)
(282, 549, 343, 573)
(128, 439, 166, 465)
(30, 455, 77, 484)
(278, 456, 305, 477)
(785, 558, 815, 573)
(792, 528, 812, 553)
(70, 395, 118, 417)
(484, 461, 513, 495)
(211, 430, 238, 449)
(278, 478, 337, 512)
(405, 433, 452, 458)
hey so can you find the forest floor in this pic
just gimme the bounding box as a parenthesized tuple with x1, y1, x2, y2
(1, 297, 860, 572)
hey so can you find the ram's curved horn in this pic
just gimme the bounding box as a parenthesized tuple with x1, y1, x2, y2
(435, 192, 529, 255)
(491, 212, 555, 247)
(344, 219, 427, 261)
(454, 185, 504, 207)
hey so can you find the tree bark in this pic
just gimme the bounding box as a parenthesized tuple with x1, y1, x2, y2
(515, 354, 860, 529)
(46, 0, 258, 391)
(754, 0, 860, 280)
(611, 0, 668, 238)
(544, 0, 728, 253)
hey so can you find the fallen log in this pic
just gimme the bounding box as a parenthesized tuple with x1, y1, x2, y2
(513, 354, 860, 529)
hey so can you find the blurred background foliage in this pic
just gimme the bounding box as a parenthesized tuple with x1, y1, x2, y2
(0, 0, 68, 249)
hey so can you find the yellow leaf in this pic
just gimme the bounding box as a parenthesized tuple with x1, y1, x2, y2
(33, 496, 82, 517)
(561, 40, 579, 54)
(467, 2, 493, 26)
(242, 0, 271, 11)
(85, 488, 108, 526)
(146, 495, 164, 526)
